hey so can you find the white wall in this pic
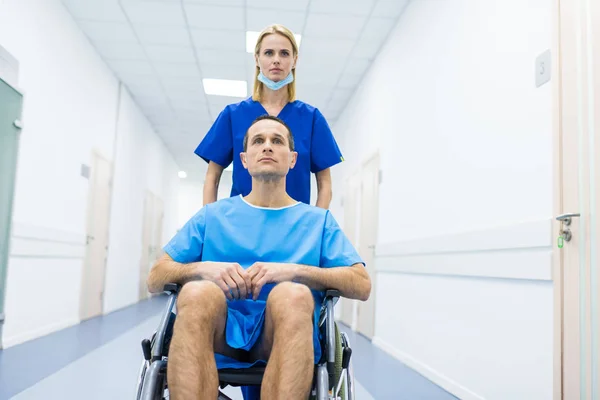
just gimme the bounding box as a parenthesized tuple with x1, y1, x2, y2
(102, 86, 180, 314)
(0, 0, 179, 346)
(334, 0, 554, 399)
(178, 181, 204, 228)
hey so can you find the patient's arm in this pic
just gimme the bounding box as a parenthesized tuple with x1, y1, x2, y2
(247, 262, 370, 301)
(147, 254, 251, 300)
(294, 263, 370, 301)
(147, 254, 202, 294)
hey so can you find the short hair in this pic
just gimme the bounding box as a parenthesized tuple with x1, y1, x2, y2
(243, 115, 295, 152)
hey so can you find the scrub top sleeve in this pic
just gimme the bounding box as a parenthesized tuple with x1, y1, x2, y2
(310, 109, 344, 174)
(163, 207, 206, 264)
(319, 211, 364, 268)
(194, 107, 233, 168)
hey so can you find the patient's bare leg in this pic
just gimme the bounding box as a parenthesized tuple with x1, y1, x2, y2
(167, 281, 229, 399)
(257, 282, 315, 399)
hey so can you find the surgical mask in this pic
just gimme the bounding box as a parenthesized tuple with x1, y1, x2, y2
(257, 70, 294, 91)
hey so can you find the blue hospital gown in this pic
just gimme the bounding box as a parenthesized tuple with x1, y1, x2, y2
(194, 98, 344, 205)
(163, 195, 363, 397)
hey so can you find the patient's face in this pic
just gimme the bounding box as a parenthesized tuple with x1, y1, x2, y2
(241, 119, 297, 180)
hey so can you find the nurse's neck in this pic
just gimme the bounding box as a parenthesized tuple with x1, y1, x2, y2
(260, 86, 289, 110)
(244, 179, 296, 208)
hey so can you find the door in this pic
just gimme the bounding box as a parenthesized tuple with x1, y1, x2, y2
(80, 152, 113, 321)
(139, 191, 155, 301)
(340, 175, 360, 327)
(139, 192, 164, 300)
(152, 196, 164, 264)
(356, 153, 380, 339)
(0, 77, 23, 348)
(553, 0, 599, 398)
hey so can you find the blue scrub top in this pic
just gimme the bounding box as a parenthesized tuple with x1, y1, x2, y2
(194, 98, 344, 205)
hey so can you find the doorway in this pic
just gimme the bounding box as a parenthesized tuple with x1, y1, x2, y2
(0, 76, 23, 348)
(139, 191, 164, 300)
(356, 153, 380, 339)
(553, 0, 599, 398)
(340, 174, 360, 327)
(80, 151, 113, 321)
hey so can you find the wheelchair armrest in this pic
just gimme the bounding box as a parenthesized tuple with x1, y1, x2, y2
(163, 283, 181, 294)
(325, 289, 341, 299)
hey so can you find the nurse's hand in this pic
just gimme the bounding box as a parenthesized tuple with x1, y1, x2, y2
(199, 261, 251, 301)
(247, 262, 298, 301)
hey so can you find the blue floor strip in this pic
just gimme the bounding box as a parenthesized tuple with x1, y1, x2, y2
(0, 295, 166, 399)
(338, 324, 458, 399)
(2, 295, 458, 399)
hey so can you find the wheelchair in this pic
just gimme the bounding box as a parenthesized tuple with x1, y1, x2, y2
(135, 283, 356, 400)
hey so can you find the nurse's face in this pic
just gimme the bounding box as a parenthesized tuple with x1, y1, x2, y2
(255, 33, 297, 82)
(241, 119, 297, 180)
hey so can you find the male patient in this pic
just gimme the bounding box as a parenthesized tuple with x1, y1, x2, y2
(147, 115, 371, 400)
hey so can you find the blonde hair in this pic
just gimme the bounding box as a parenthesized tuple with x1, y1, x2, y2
(252, 24, 298, 103)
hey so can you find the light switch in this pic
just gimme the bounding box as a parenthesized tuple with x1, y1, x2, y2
(81, 164, 90, 179)
(535, 49, 551, 87)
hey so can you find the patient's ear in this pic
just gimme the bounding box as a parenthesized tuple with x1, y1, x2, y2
(240, 152, 248, 169)
(288, 151, 298, 169)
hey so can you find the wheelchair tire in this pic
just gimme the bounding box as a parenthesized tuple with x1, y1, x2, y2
(136, 359, 148, 400)
(334, 322, 346, 399)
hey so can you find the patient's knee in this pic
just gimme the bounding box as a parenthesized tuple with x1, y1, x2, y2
(177, 281, 226, 319)
(268, 282, 314, 320)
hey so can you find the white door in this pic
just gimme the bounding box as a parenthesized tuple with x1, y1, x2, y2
(139, 191, 155, 300)
(356, 154, 380, 339)
(553, 0, 599, 398)
(80, 152, 113, 321)
(152, 196, 164, 263)
(340, 175, 360, 327)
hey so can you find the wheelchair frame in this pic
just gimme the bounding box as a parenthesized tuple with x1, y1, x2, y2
(136, 283, 355, 400)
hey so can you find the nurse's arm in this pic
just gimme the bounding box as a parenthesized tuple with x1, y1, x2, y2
(203, 161, 224, 205)
(294, 263, 371, 301)
(315, 168, 333, 209)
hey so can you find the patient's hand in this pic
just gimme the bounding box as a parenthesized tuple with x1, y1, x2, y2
(247, 262, 298, 300)
(200, 261, 252, 301)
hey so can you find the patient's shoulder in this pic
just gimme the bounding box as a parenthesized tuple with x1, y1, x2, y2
(205, 196, 239, 214)
(295, 203, 334, 224)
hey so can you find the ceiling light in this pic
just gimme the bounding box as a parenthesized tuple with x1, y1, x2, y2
(178, 171, 187, 178)
(245, 31, 302, 54)
(202, 78, 247, 98)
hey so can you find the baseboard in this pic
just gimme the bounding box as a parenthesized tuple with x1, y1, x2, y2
(2, 317, 80, 348)
(372, 336, 485, 400)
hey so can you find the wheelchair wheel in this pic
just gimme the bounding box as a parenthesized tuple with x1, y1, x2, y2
(311, 322, 346, 400)
(136, 359, 148, 400)
(333, 322, 346, 399)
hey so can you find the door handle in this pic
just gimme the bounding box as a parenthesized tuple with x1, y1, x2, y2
(556, 213, 580, 245)
(556, 213, 580, 226)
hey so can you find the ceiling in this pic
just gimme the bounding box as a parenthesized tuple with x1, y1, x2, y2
(61, 0, 408, 182)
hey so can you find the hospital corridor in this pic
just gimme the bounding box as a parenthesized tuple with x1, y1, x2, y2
(0, 0, 599, 399)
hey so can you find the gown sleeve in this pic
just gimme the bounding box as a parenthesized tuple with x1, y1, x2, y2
(163, 207, 206, 264)
(319, 211, 364, 268)
(194, 106, 234, 168)
(310, 108, 344, 174)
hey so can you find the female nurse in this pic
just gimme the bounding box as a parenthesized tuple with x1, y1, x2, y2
(194, 24, 344, 209)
